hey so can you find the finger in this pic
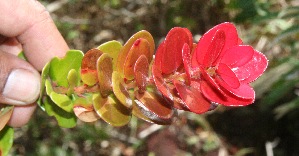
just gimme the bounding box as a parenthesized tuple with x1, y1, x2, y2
(0, 37, 22, 56)
(8, 104, 37, 127)
(0, 0, 69, 71)
(0, 51, 40, 105)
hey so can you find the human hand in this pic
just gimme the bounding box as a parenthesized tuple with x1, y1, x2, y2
(0, 0, 69, 127)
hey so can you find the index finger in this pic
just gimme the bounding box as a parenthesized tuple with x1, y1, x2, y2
(0, 0, 69, 71)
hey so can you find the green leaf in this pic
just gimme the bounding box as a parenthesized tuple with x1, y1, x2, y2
(38, 61, 51, 109)
(97, 40, 122, 70)
(45, 79, 73, 112)
(0, 106, 14, 131)
(17, 51, 27, 60)
(49, 50, 84, 87)
(44, 96, 77, 128)
(67, 69, 79, 96)
(93, 93, 131, 127)
(0, 126, 14, 156)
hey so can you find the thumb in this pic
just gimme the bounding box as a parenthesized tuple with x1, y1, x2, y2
(0, 51, 40, 105)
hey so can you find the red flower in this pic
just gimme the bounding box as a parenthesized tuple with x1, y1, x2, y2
(153, 22, 268, 114)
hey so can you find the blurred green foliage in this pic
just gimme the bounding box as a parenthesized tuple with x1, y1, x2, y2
(8, 0, 299, 155)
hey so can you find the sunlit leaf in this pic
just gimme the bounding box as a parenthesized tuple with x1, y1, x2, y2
(112, 71, 133, 108)
(0, 105, 14, 131)
(174, 80, 211, 114)
(97, 53, 113, 97)
(134, 89, 175, 125)
(67, 69, 79, 96)
(93, 93, 131, 127)
(44, 96, 77, 128)
(49, 50, 84, 87)
(116, 30, 155, 75)
(45, 79, 73, 112)
(134, 55, 149, 93)
(152, 60, 174, 101)
(132, 103, 154, 124)
(0, 126, 14, 156)
(124, 38, 151, 80)
(73, 95, 99, 122)
(161, 27, 193, 74)
(97, 40, 122, 70)
(81, 49, 103, 86)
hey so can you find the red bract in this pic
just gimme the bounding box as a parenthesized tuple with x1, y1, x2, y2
(153, 22, 268, 114)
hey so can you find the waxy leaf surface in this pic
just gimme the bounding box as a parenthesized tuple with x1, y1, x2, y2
(45, 79, 73, 112)
(73, 95, 99, 122)
(112, 71, 133, 108)
(44, 96, 77, 128)
(134, 55, 149, 93)
(97, 53, 113, 97)
(49, 50, 84, 87)
(134, 90, 175, 125)
(97, 40, 122, 70)
(81, 49, 103, 86)
(116, 30, 154, 75)
(161, 27, 193, 74)
(93, 94, 131, 127)
(124, 38, 151, 80)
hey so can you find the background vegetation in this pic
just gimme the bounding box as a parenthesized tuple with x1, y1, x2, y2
(9, 0, 299, 155)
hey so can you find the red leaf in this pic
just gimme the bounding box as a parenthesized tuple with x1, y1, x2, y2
(216, 63, 240, 89)
(174, 80, 211, 114)
(152, 60, 174, 101)
(233, 50, 268, 83)
(220, 45, 254, 68)
(134, 90, 175, 125)
(154, 41, 165, 70)
(134, 55, 149, 93)
(202, 30, 225, 67)
(200, 81, 254, 106)
(194, 22, 238, 68)
(182, 43, 192, 82)
(162, 27, 193, 74)
(124, 38, 151, 80)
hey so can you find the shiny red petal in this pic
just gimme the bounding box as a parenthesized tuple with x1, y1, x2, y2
(216, 63, 240, 89)
(200, 81, 254, 106)
(203, 30, 225, 67)
(174, 80, 211, 114)
(195, 22, 238, 67)
(220, 45, 254, 68)
(233, 50, 268, 83)
(162, 27, 192, 74)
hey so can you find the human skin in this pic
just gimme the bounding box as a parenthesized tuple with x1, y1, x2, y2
(0, 0, 69, 127)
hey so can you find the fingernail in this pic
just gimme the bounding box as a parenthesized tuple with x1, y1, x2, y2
(2, 69, 40, 105)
